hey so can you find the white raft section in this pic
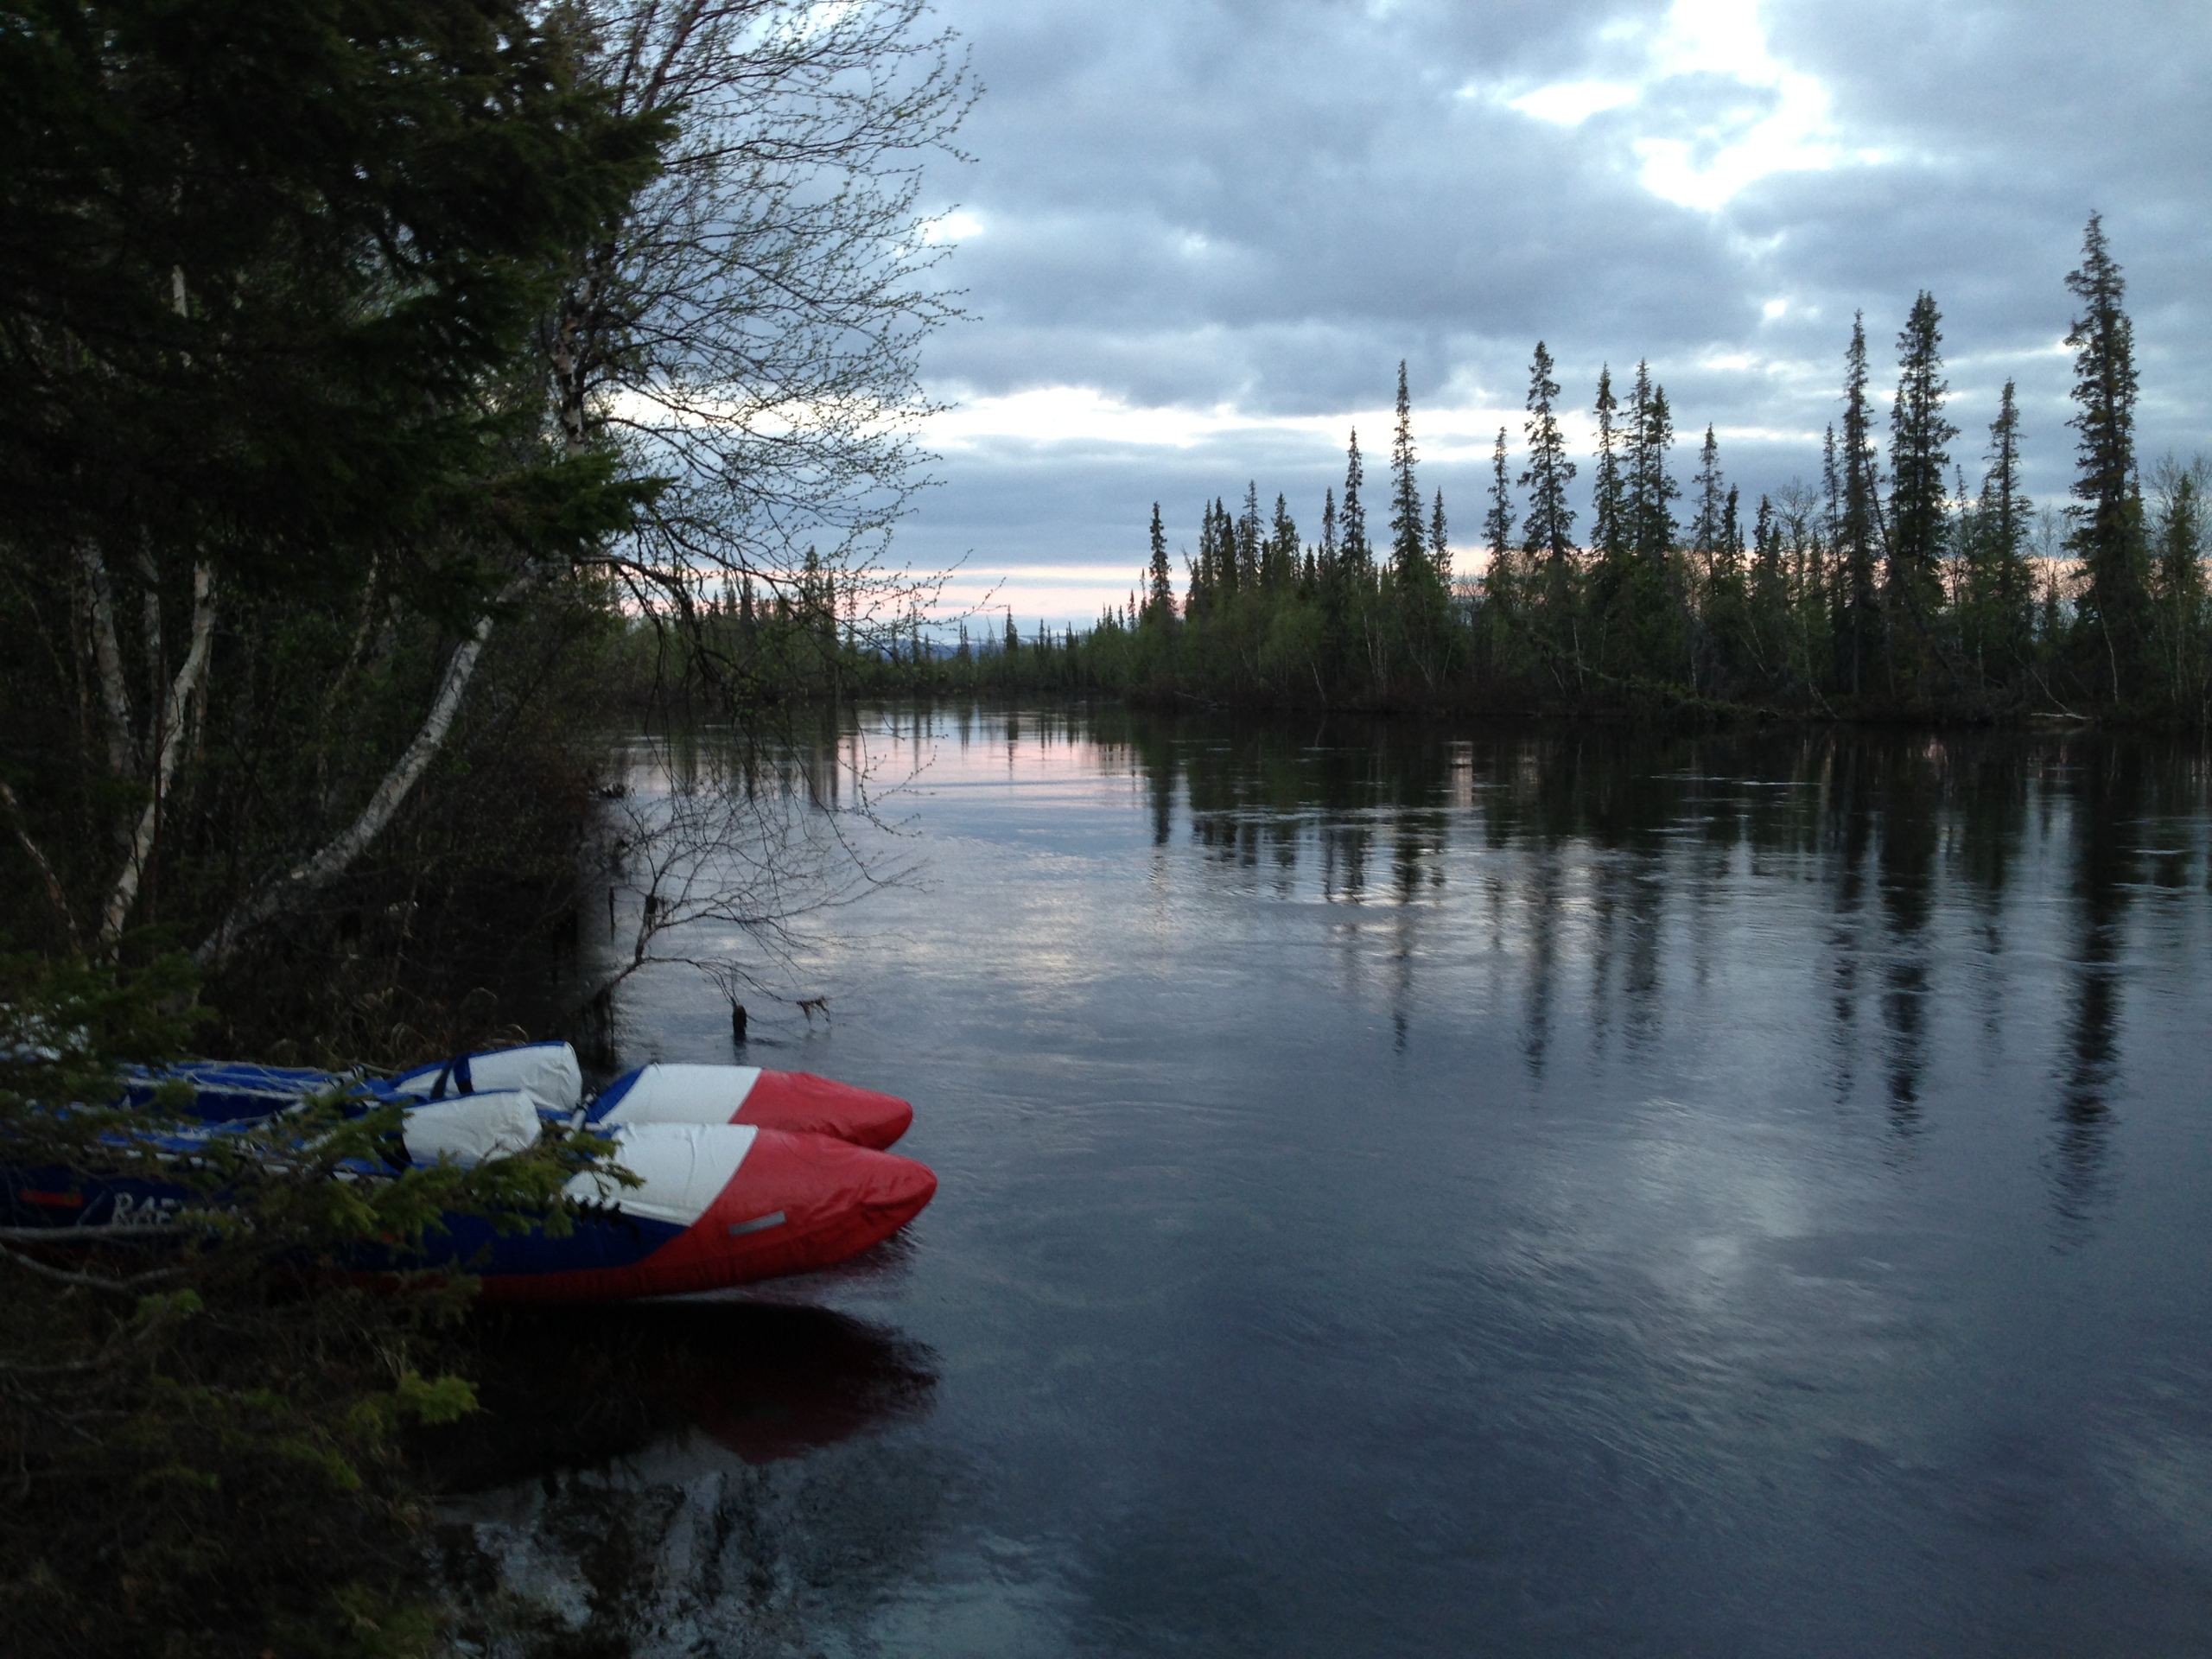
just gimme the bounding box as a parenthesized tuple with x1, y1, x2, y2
(594, 1064, 763, 1127)
(397, 1084, 763, 1230)
(401, 1089, 545, 1168)
(390, 1042, 584, 1114)
(563, 1122, 760, 1226)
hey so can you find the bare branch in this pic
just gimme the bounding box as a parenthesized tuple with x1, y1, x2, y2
(0, 778, 82, 957)
(0, 1242, 188, 1295)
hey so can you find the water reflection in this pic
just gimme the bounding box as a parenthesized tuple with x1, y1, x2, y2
(428, 1305, 944, 1656)
(1061, 712, 2205, 1225)
(425, 1303, 938, 1492)
(518, 706, 2212, 1656)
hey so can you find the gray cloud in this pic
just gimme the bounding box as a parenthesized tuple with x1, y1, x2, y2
(897, 0, 2212, 616)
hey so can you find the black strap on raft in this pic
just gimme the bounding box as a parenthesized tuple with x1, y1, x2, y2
(427, 1053, 474, 1100)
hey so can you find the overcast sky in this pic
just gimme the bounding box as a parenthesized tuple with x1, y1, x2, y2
(895, 0, 2212, 626)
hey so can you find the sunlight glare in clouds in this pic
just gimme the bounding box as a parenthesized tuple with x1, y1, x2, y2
(921, 209, 984, 245)
(931, 385, 1522, 457)
(1501, 0, 1883, 212)
(1510, 81, 1638, 126)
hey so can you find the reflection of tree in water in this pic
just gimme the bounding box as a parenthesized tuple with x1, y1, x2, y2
(1874, 738, 1942, 1128)
(1956, 745, 2031, 1053)
(2052, 741, 2143, 1228)
(1077, 709, 2196, 1235)
(1520, 852, 1564, 1081)
(425, 1304, 943, 1655)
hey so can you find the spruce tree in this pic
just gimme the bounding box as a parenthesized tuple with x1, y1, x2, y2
(1690, 424, 1727, 559)
(1342, 428, 1370, 575)
(1483, 428, 1518, 613)
(2151, 462, 2205, 707)
(1389, 361, 1430, 587)
(1590, 366, 1626, 564)
(1837, 315, 1884, 696)
(1625, 362, 1677, 568)
(2064, 212, 2147, 699)
(1519, 341, 1579, 582)
(1267, 493, 1299, 593)
(1751, 493, 1788, 682)
(1237, 481, 1263, 589)
(1215, 497, 1239, 598)
(1429, 489, 1450, 582)
(1971, 379, 2032, 675)
(1888, 291, 1956, 619)
(1317, 485, 1346, 670)
(1147, 501, 1175, 624)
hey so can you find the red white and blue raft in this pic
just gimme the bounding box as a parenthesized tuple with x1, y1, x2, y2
(4, 1043, 935, 1302)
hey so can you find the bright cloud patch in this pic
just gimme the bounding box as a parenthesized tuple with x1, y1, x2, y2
(933, 385, 1522, 459)
(921, 209, 984, 245)
(1500, 0, 1884, 211)
(1509, 81, 1638, 126)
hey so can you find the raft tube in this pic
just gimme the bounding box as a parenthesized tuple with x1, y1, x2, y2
(590, 1063, 914, 1150)
(125, 1043, 914, 1153)
(460, 1120, 936, 1301)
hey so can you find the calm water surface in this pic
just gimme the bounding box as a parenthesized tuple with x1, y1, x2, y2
(445, 709, 2212, 1657)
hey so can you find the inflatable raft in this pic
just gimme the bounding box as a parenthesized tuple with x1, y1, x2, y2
(137, 1042, 915, 1152)
(15, 1043, 934, 1301)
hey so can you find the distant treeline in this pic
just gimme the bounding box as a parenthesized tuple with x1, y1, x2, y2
(697, 213, 2197, 722)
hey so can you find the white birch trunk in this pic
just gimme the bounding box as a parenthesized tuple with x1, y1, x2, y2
(194, 572, 535, 970)
(98, 562, 216, 950)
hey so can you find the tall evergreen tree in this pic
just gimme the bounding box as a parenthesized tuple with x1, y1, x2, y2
(1483, 428, 1518, 611)
(1750, 493, 1788, 675)
(1237, 481, 1263, 589)
(1519, 341, 1578, 580)
(1624, 361, 1677, 568)
(2063, 212, 2147, 698)
(1216, 497, 1240, 598)
(1266, 493, 1299, 592)
(1967, 379, 2032, 674)
(1342, 428, 1370, 575)
(1590, 365, 1626, 563)
(1429, 489, 1450, 582)
(2151, 464, 2203, 707)
(1888, 290, 1956, 618)
(1146, 501, 1175, 624)
(1837, 315, 1884, 696)
(1690, 424, 1727, 557)
(1316, 484, 1346, 668)
(1389, 361, 1429, 587)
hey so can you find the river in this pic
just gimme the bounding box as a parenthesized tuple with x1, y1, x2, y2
(438, 707, 2212, 1657)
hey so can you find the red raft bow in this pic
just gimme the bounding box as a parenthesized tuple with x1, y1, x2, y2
(382, 1046, 931, 1300)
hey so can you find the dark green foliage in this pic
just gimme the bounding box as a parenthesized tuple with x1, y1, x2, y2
(1888, 292, 1956, 621)
(1837, 317, 1884, 697)
(1520, 343, 1579, 578)
(2065, 213, 2149, 699)
(1342, 429, 1370, 575)
(0, 0, 662, 618)
(2148, 461, 2209, 712)
(1957, 380, 2037, 688)
(0, 956, 610, 1657)
(1389, 363, 1431, 588)
(1147, 503, 1177, 624)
